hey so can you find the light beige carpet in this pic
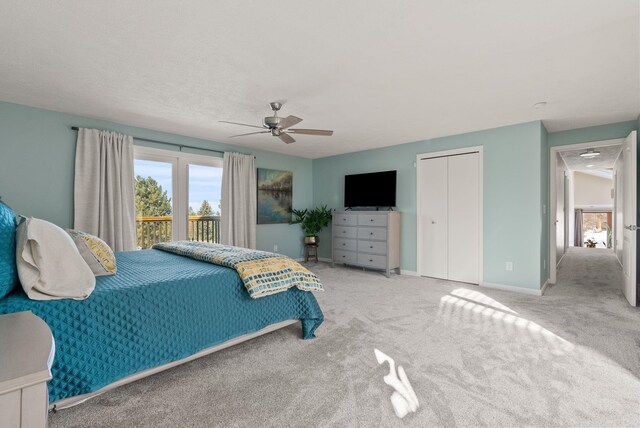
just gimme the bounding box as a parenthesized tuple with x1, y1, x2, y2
(50, 248, 640, 427)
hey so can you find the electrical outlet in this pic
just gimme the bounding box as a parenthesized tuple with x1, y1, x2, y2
(273, 244, 278, 252)
(505, 262, 513, 271)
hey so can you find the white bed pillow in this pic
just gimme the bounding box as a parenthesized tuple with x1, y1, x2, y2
(16, 217, 96, 300)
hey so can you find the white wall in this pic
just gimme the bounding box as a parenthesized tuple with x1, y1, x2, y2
(567, 171, 575, 246)
(555, 153, 567, 263)
(574, 171, 614, 208)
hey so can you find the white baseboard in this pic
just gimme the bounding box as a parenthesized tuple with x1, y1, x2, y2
(295, 257, 333, 263)
(400, 270, 418, 276)
(540, 280, 549, 296)
(480, 281, 544, 296)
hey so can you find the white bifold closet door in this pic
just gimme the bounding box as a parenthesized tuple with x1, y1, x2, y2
(419, 152, 479, 284)
(419, 157, 449, 280)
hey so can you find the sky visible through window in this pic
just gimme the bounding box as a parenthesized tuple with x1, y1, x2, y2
(134, 159, 222, 214)
(189, 164, 222, 214)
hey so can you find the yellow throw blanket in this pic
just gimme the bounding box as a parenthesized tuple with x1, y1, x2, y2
(153, 241, 324, 298)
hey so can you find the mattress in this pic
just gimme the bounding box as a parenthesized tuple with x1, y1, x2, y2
(0, 249, 324, 403)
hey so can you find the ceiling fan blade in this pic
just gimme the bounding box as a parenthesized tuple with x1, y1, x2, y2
(288, 128, 334, 136)
(219, 120, 264, 129)
(230, 131, 270, 138)
(278, 132, 296, 144)
(278, 115, 303, 130)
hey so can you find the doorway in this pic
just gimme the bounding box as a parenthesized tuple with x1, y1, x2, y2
(549, 132, 637, 306)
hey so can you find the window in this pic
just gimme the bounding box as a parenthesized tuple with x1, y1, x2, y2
(582, 211, 612, 249)
(134, 146, 223, 249)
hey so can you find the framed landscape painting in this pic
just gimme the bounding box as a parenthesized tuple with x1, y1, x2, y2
(257, 168, 293, 224)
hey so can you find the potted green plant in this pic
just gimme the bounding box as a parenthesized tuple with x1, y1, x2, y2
(291, 205, 332, 245)
(584, 238, 598, 248)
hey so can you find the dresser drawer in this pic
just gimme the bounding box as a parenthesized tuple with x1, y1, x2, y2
(357, 253, 387, 269)
(333, 238, 357, 252)
(358, 214, 388, 227)
(334, 214, 358, 226)
(357, 240, 387, 255)
(334, 226, 357, 239)
(334, 250, 357, 265)
(357, 227, 387, 240)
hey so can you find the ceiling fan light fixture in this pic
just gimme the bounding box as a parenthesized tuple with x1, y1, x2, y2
(222, 102, 333, 143)
(579, 149, 601, 158)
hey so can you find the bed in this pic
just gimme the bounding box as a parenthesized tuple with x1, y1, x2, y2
(0, 248, 324, 407)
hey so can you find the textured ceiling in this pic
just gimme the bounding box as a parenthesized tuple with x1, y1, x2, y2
(560, 145, 622, 170)
(0, 1, 638, 159)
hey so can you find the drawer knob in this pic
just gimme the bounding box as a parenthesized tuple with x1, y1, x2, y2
(342, 243, 346, 246)
(370, 232, 374, 235)
(369, 259, 373, 262)
(342, 255, 346, 258)
(343, 218, 347, 221)
(370, 246, 373, 248)
(370, 219, 374, 222)
(342, 231, 346, 233)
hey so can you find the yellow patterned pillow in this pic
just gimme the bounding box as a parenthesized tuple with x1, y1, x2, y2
(66, 230, 117, 276)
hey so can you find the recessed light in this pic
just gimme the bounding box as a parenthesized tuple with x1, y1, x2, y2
(586, 164, 594, 168)
(533, 101, 547, 109)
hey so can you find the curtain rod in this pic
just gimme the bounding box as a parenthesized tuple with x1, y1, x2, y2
(70, 126, 255, 158)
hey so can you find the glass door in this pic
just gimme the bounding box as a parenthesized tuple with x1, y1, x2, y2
(134, 158, 176, 249)
(134, 146, 223, 248)
(187, 163, 223, 244)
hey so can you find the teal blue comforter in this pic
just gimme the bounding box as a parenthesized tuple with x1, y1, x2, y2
(0, 250, 324, 403)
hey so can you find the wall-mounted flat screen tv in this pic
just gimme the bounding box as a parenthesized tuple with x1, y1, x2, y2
(344, 170, 397, 208)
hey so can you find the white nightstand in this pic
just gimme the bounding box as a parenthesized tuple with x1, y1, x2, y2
(0, 311, 55, 428)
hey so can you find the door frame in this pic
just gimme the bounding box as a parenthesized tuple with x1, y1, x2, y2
(416, 146, 484, 283)
(549, 138, 624, 284)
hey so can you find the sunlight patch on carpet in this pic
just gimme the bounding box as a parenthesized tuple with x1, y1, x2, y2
(438, 290, 575, 356)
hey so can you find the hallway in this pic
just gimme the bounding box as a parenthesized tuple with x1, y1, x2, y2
(552, 246, 624, 300)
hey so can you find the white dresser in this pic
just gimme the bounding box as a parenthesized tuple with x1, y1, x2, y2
(331, 210, 401, 277)
(0, 311, 55, 428)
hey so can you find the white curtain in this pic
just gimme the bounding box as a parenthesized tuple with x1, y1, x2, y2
(574, 209, 583, 247)
(74, 128, 136, 251)
(221, 152, 256, 248)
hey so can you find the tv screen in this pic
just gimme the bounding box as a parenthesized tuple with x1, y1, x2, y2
(344, 170, 397, 208)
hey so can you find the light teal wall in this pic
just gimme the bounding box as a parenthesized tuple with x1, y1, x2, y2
(540, 123, 549, 286)
(0, 101, 313, 259)
(313, 121, 546, 291)
(548, 120, 637, 147)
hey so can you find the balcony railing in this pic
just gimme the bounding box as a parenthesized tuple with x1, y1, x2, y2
(136, 215, 221, 249)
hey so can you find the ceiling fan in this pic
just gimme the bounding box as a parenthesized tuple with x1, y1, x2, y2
(219, 102, 333, 144)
